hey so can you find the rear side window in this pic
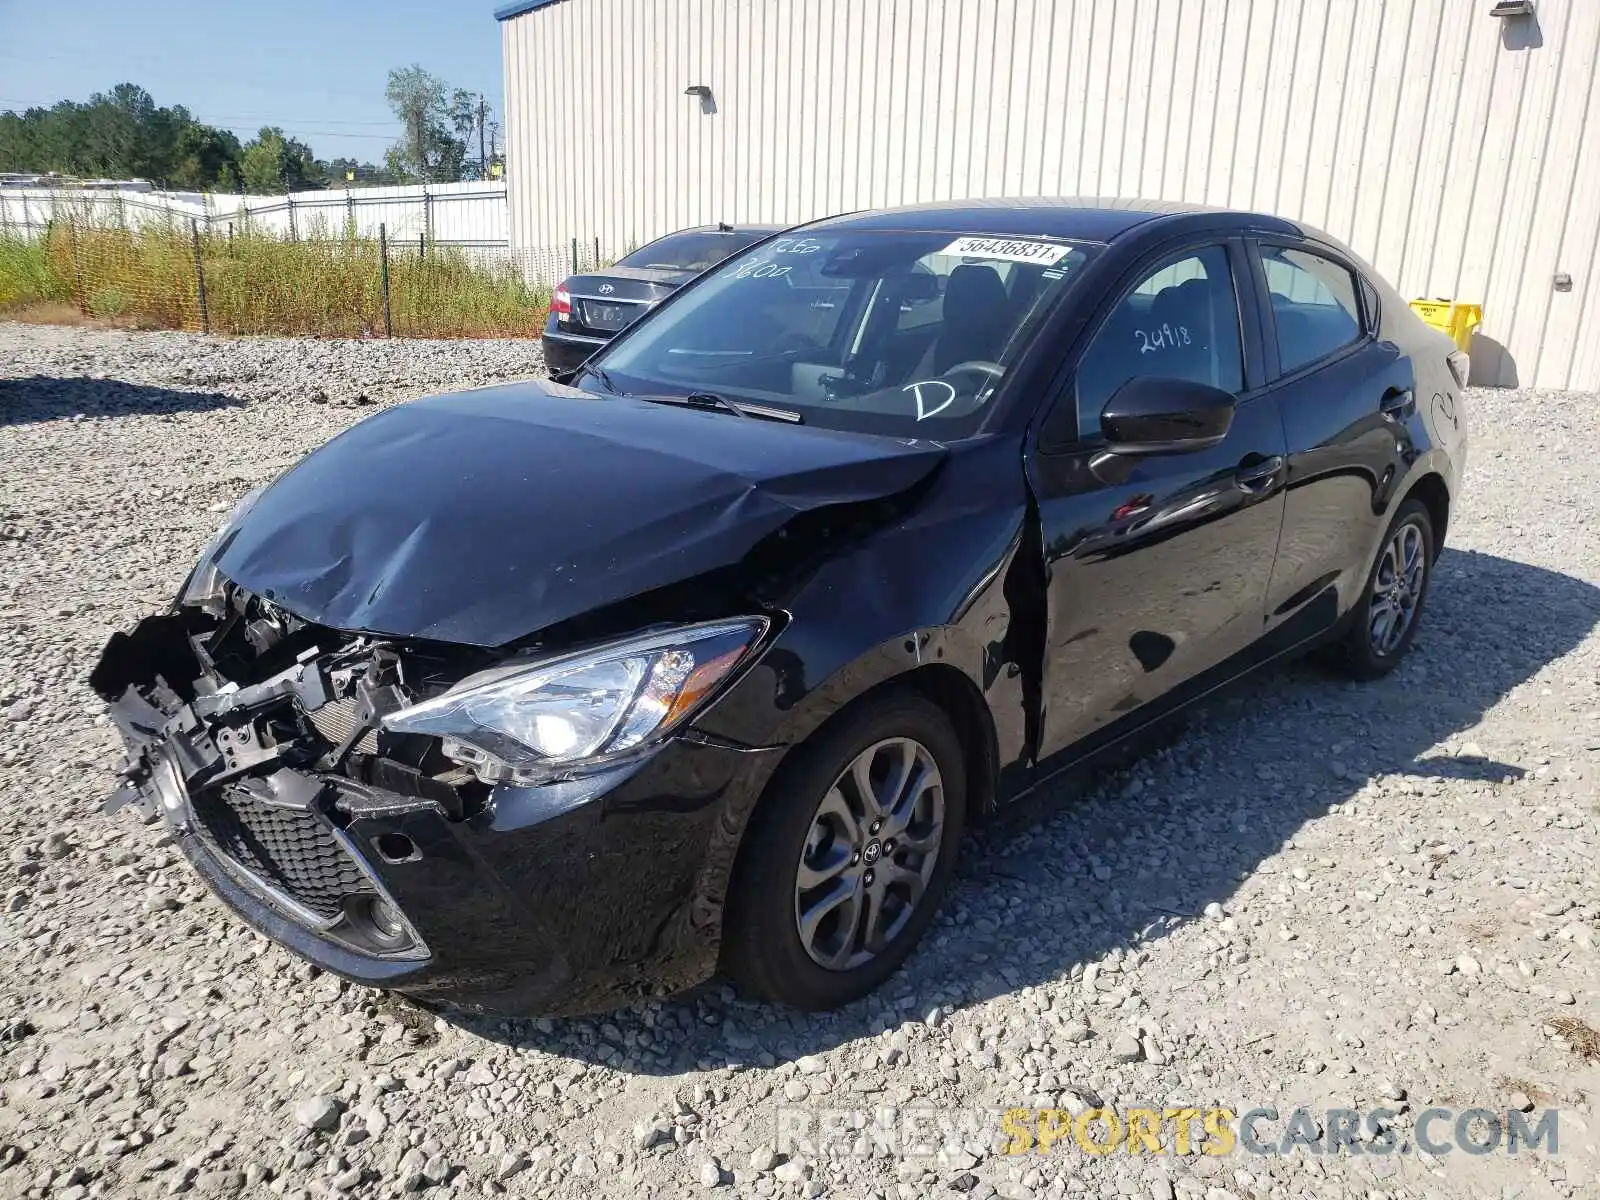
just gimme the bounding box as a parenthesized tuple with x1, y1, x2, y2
(1261, 246, 1363, 373)
(617, 231, 767, 272)
(1075, 245, 1244, 437)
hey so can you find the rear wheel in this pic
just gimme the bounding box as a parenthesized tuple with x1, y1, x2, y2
(1336, 498, 1435, 679)
(722, 690, 965, 1010)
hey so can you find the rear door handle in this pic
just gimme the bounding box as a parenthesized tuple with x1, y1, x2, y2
(1235, 455, 1286, 494)
(1380, 388, 1416, 419)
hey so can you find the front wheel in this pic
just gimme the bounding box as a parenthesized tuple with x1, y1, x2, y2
(722, 690, 966, 1010)
(1336, 498, 1435, 679)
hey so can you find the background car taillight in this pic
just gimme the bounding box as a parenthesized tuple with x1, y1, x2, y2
(551, 284, 572, 321)
(1446, 350, 1470, 389)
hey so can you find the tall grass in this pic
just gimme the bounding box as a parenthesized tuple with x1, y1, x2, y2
(0, 218, 550, 339)
(0, 234, 71, 310)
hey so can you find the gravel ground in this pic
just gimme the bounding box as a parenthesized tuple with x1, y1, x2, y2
(1, 322, 1597, 1200)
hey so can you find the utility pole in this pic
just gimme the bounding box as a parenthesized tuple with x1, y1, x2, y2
(478, 95, 488, 180)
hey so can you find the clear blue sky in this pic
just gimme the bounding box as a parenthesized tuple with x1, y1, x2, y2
(0, 0, 504, 164)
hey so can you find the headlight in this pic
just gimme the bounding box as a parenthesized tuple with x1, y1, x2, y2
(382, 618, 768, 783)
(178, 486, 266, 608)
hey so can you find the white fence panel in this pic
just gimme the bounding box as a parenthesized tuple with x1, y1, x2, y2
(0, 182, 510, 249)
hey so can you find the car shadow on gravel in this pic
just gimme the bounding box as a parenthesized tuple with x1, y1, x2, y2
(0, 376, 243, 425)
(446, 547, 1599, 1074)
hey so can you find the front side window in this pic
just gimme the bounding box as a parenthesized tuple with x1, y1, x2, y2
(1075, 245, 1244, 438)
(1261, 246, 1363, 373)
(590, 231, 1094, 438)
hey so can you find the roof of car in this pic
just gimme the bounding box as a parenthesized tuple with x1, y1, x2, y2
(663, 224, 788, 236)
(807, 197, 1302, 242)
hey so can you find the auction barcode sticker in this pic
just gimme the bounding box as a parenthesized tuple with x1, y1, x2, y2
(939, 236, 1073, 266)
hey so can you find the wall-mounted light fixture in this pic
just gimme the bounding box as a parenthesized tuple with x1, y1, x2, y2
(1490, 0, 1541, 50)
(684, 84, 717, 115)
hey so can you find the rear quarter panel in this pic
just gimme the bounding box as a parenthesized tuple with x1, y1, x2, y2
(1310, 229, 1467, 502)
(1388, 297, 1469, 497)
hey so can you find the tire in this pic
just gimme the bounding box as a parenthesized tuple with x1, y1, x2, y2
(1336, 498, 1435, 680)
(722, 689, 966, 1010)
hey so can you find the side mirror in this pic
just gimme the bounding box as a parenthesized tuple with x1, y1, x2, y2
(899, 272, 943, 303)
(1099, 377, 1236, 455)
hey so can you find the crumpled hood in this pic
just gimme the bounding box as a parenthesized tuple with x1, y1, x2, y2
(212, 380, 946, 647)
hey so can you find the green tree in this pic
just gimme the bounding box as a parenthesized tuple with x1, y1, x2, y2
(384, 65, 467, 182)
(239, 127, 325, 194)
(0, 111, 39, 170)
(170, 124, 243, 191)
(0, 83, 246, 189)
(81, 84, 149, 176)
(447, 90, 499, 180)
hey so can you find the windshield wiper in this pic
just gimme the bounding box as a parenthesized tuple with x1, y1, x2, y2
(685, 391, 746, 418)
(639, 391, 804, 424)
(584, 365, 623, 395)
(693, 392, 805, 423)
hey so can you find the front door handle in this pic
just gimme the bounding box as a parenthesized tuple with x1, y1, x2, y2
(1380, 388, 1416, 419)
(1235, 455, 1286, 495)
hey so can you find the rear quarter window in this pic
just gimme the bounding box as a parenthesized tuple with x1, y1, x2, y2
(1360, 276, 1381, 331)
(1261, 246, 1365, 373)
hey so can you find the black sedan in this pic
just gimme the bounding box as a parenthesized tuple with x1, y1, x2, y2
(91, 199, 1467, 1016)
(542, 222, 784, 379)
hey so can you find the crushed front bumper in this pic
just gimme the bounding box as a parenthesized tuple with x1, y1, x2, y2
(93, 614, 782, 1016)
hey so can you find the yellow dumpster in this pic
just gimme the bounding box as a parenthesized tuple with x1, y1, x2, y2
(1408, 299, 1482, 353)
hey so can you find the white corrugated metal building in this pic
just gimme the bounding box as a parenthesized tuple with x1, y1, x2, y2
(499, 0, 1600, 390)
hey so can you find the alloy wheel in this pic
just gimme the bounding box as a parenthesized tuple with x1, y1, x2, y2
(1369, 521, 1427, 656)
(793, 737, 945, 971)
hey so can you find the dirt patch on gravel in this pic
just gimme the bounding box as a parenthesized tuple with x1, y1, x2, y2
(1549, 1017, 1600, 1065)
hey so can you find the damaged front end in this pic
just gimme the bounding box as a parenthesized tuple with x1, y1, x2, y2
(85, 383, 964, 1012)
(91, 579, 492, 964)
(88, 563, 790, 1014)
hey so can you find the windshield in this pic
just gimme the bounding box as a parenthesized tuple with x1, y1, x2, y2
(616, 230, 772, 273)
(587, 230, 1094, 437)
